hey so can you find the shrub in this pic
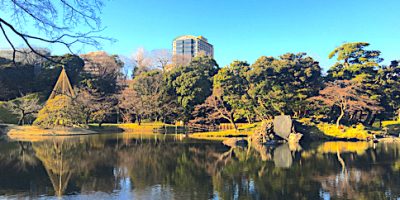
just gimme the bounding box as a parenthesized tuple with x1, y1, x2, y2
(34, 95, 85, 128)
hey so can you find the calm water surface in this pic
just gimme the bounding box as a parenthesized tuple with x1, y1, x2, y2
(0, 133, 399, 200)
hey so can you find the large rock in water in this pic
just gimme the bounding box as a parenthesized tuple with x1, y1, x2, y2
(273, 115, 292, 139)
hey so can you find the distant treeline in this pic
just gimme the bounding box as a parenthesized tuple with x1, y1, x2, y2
(0, 42, 399, 129)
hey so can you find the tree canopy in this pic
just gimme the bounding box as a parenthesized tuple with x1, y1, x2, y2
(166, 56, 219, 120)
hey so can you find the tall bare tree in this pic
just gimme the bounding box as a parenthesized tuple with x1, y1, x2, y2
(193, 89, 238, 130)
(131, 47, 153, 77)
(151, 49, 172, 71)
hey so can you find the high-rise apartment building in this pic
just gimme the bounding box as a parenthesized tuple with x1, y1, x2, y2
(172, 35, 214, 64)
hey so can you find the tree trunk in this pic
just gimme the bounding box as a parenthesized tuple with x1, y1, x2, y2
(349, 111, 355, 123)
(229, 113, 238, 130)
(368, 113, 376, 126)
(336, 106, 345, 128)
(357, 110, 362, 122)
(246, 116, 252, 124)
(364, 110, 372, 125)
(137, 115, 141, 126)
(352, 110, 360, 124)
(18, 113, 24, 126)
(85, 116, 90, 125)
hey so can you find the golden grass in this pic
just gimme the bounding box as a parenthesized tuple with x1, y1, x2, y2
(92, 122, 177, 133)
(189, 129, 253, 141)
(188, 123, 259, 141)
(379, 120, 400, 136)
(382, 120, 400, 127)
(317, 123, 372, 140)
(7, 125, 96, 137)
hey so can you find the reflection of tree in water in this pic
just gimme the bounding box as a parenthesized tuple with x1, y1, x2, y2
(117, 140, 218, 199)
(0, 140, 47, 196)
(33, 139, 77, 196)
(31, 136, 118, 196)
(309, 142, 400, 199)
(211, 143, 324, 200)
(1, 135, 399, 199)
(209, 141, 400, 200)
(0, 141, 39, 172)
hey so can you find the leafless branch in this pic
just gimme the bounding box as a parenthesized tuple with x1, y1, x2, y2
(0, 0, 114, 63)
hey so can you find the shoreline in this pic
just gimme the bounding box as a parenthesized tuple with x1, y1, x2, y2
(2, 123, 399, 144)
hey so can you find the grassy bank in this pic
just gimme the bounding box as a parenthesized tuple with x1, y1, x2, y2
(382, 120, 400, 136)
(7, 125, 97, 137)
(296, 118, 390, 141)
(189, 123, 259, 141)
(89, 122, 179, 133)
(317, 123, 372, 140)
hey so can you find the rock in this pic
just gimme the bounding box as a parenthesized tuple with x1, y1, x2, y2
(288, 133, 303, 144)
(273, 115, 292, 139)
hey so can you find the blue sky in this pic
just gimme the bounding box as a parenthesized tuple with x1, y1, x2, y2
(1, 0, 400, 70)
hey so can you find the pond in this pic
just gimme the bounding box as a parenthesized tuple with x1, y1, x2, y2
(0, 133, 399, 200)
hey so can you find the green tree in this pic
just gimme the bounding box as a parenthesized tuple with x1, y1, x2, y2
(3, 94, 42, 125)
(248, 53, 322, 118)
(327, 42, 383, 124)
(213, 60, 254, 124)
(327, 42, 382, 81)
(166, 56, 219, 121)
(0, 58, 35, 100)
(376, 60, 400, 120)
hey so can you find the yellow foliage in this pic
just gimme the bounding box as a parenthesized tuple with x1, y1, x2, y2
(34, 95, 84, 128)
(317, 123, 372, 140)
